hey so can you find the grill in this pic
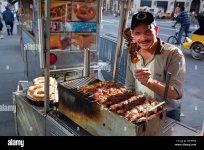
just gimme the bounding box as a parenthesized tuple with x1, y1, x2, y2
(58, 77, 166, 136)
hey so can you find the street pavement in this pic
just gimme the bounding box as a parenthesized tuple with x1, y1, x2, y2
(0, 21, 24, 136)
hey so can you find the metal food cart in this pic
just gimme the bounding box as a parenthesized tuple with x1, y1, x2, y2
(13, 87, 199, 136)
(13, 0, 200, 136)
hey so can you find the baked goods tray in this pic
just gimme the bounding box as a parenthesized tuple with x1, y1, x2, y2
(26, 89, 58, 106)
(19, 81, 58, 106)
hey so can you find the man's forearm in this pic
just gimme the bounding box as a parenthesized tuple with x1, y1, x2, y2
(146, 78, 180, 100)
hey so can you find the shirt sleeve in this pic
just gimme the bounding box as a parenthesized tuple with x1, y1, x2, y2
(167, 49, 186, 99)
(125, 55, 136, 90)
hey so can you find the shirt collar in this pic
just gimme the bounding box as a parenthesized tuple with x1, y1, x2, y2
(155, 38, 165, 55)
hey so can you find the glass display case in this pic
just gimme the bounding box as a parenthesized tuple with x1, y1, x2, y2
(20, 0, 38, 36)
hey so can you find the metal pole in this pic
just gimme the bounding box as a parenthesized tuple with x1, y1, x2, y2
(18, 0, 22, 25)
(44, 0, 51, 113)
(83, 49, 90, 77)
(112, 0, 130, 81)
(38, 0, 45, 69)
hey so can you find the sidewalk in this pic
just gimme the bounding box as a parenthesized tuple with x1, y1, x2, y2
(0, 21, 25, 135)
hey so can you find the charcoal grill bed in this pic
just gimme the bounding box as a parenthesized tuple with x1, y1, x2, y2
(58, 77, 166, 136)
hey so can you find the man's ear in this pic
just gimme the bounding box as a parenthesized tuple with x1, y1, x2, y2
(155, 26, 159, 35)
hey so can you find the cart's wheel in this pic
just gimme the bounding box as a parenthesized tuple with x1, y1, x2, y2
(191, 43, 204, 60)
(167, 36, 177, 45)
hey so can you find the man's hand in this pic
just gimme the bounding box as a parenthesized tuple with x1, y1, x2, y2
(135, 68, 152, 86)
(135, 68, 180, 100)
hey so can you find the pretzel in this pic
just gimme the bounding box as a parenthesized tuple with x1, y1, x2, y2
(27, 84, 44, 97)
(74, 5, 96, 21)
(32, 86, 55, 101)
(33, 77, 45, 85)
(33, 77, 56, 85)
(50, 4, 67, 21)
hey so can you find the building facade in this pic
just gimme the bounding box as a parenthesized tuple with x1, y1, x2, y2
(101, 0, 120, 13)
(0, 0, 8, 12)
(132, 0, 203, 14)
(101, 0, 204, 14)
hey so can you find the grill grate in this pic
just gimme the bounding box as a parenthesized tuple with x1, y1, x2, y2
(62, 77, 100, 89)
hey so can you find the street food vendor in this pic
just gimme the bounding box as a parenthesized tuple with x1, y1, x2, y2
(125, 12, 186, 121)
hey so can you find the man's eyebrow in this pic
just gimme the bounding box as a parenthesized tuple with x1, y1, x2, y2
(134, 28, 150, 34)
(145, 28, 151, 32)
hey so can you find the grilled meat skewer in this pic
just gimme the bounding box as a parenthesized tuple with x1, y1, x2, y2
(103, 91, 136, 106)
(109, 95, 144, 111)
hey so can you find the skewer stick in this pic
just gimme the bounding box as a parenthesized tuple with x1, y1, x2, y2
(164, 72, 172, 101)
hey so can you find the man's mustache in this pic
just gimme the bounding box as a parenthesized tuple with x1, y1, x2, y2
(139, 40, 151, 44)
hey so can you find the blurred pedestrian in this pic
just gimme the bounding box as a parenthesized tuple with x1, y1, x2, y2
(190, 10, 197, 24)
(2, 6, 14, 36)
(0, 12, 4, 39)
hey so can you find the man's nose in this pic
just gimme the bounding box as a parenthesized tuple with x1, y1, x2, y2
(140, 33, 148, 41)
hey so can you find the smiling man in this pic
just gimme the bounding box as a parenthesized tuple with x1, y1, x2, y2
(125, 12, 186, 121)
